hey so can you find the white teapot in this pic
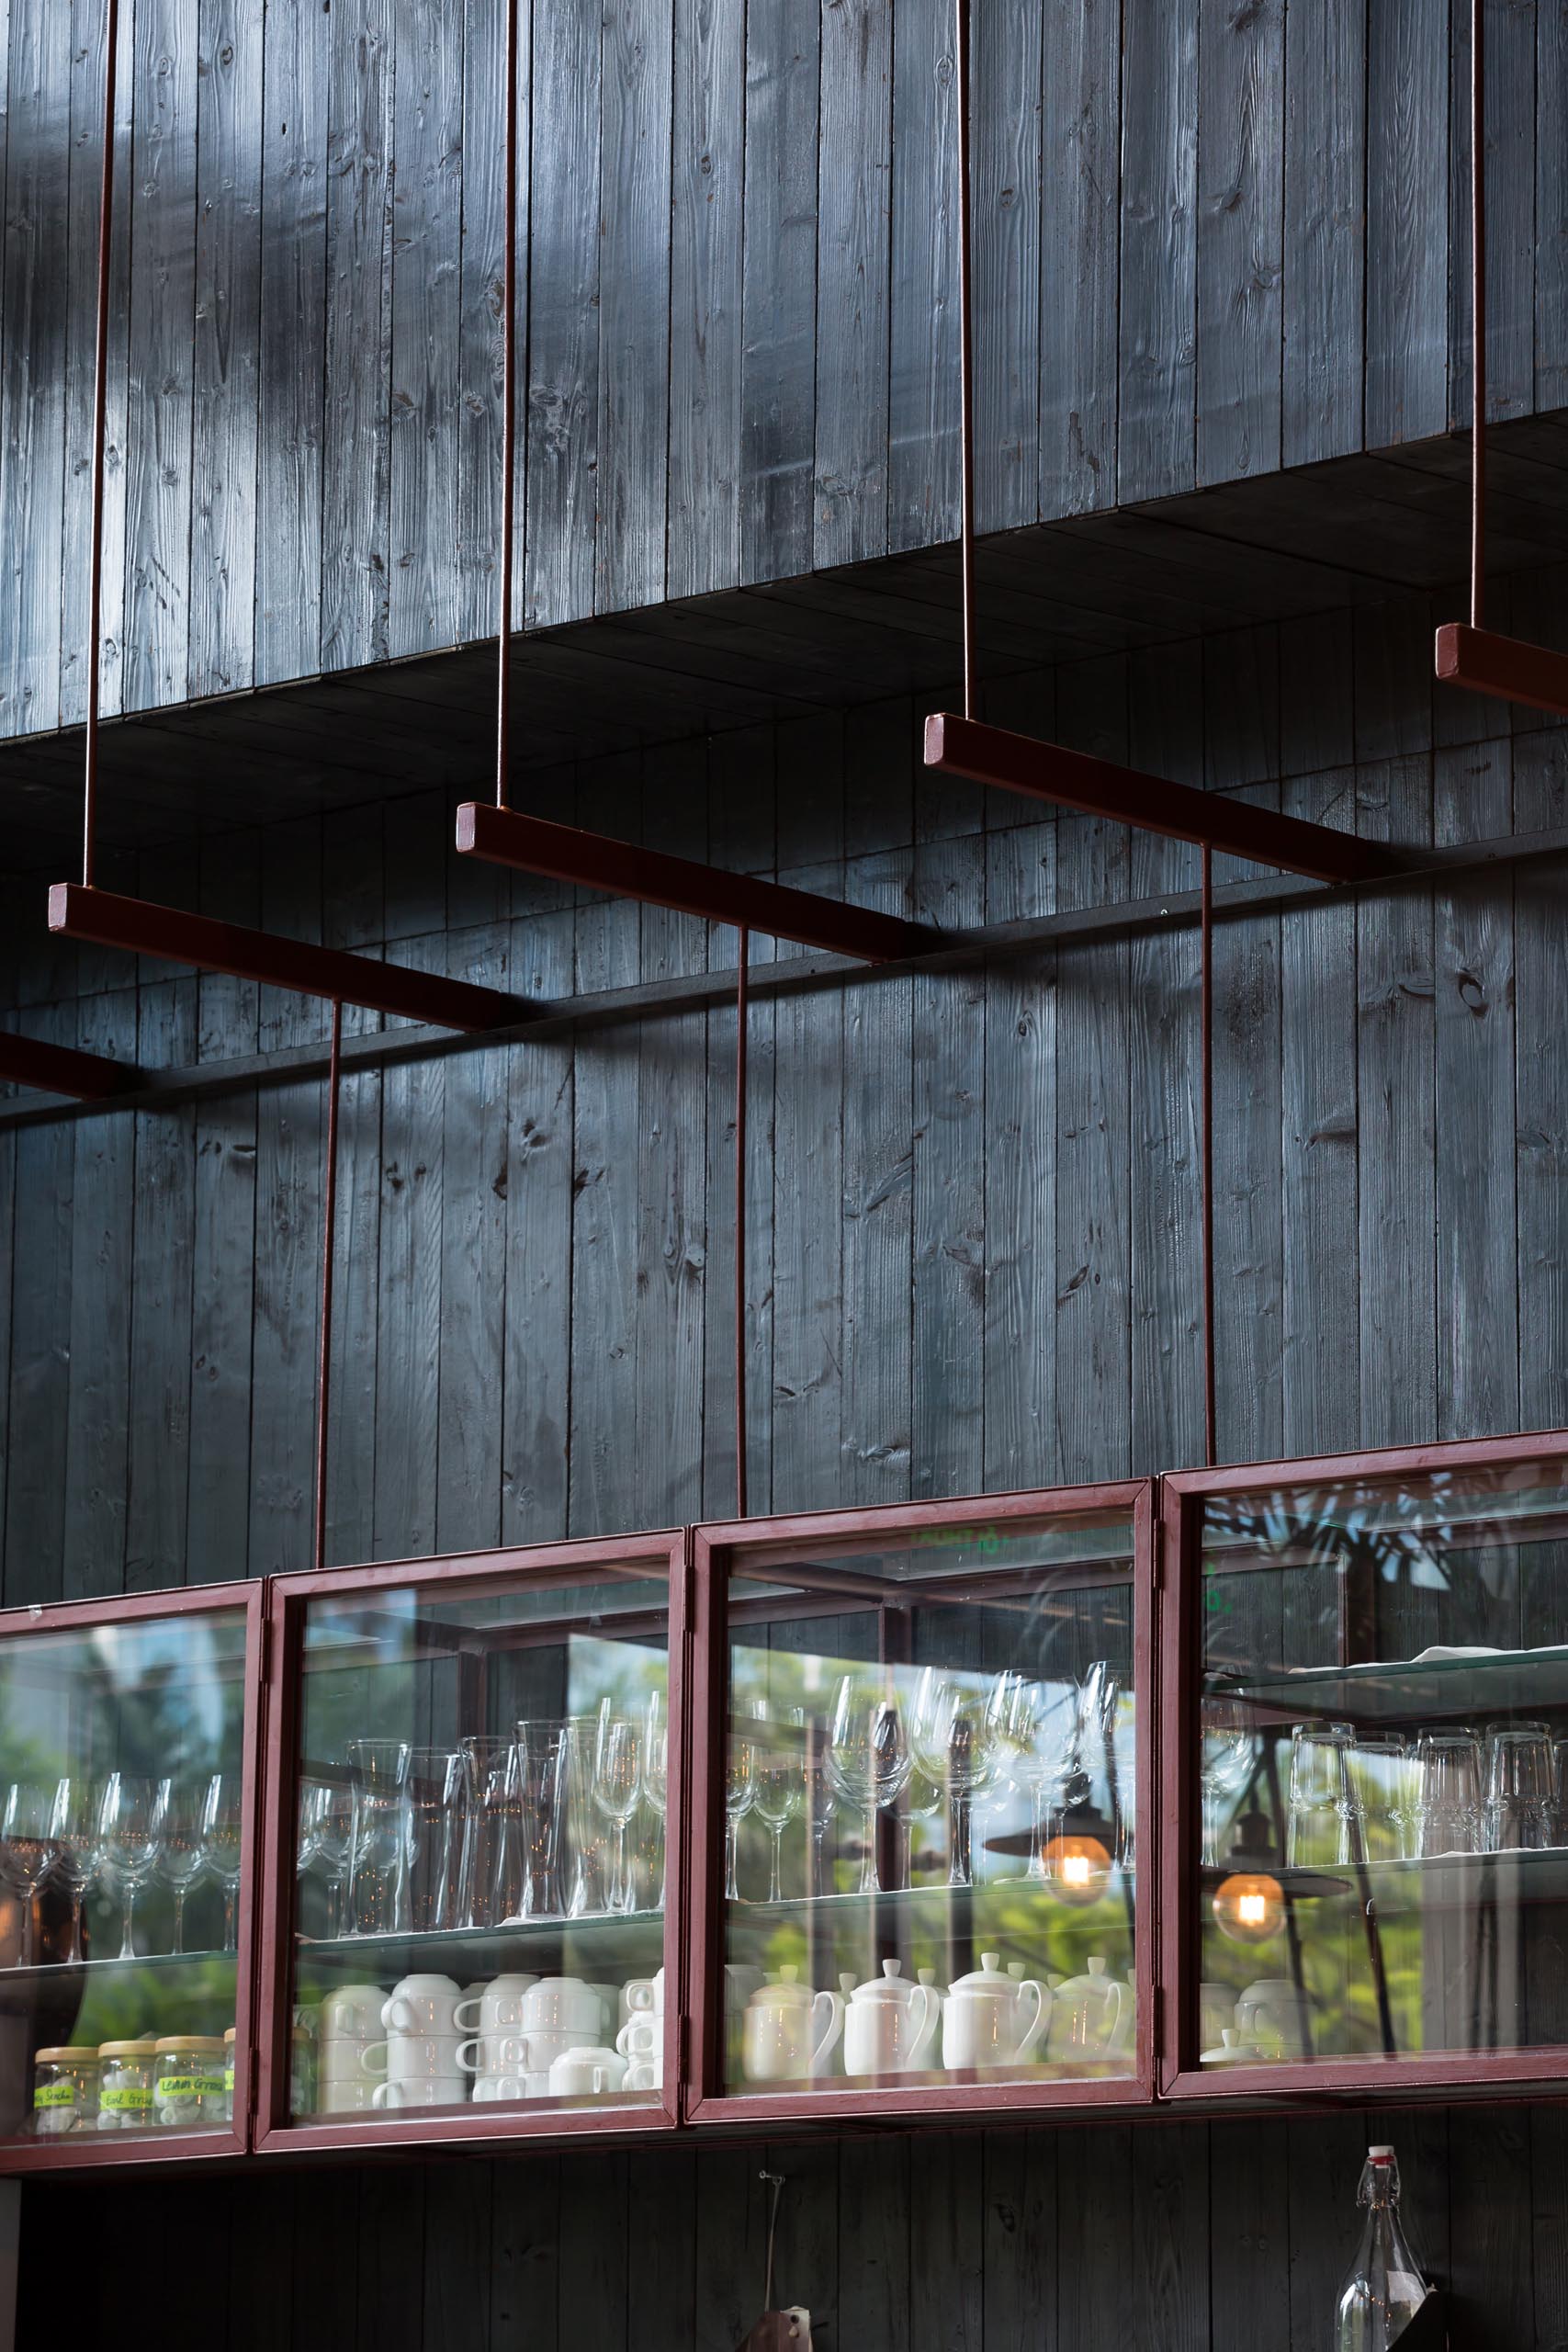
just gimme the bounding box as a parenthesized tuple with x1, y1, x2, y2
(842, 1961, 940, 2077)
(741, 1968, 844, 2083)
(1043, 1956, 1132, 2065)
(942, 1951, 1049, 2071)
(1235, 1978, 1313, 2062)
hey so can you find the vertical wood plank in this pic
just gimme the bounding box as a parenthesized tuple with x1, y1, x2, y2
(421, 2163, 492, 2352)
(840, 850, 914, 1510)
(1196, 0, 1283, 485)
(4, 1003, 78, 1606)
(1040, 0, 1119, 516)
(491, 2155, 559, 2352)
(982, 2128, 1055, 2352)
(373, 930, 446, 1562)
(739, 0, 818, 584)
(1117, 0, 1198, 503)
(1364, 0, 1449, 446)
(355, 2166, 426, 2352)
(322, 0, 394, 670)
(456, 0, 506, 649)
(597, 0, 674, 614)
(1281, 0, 1365, 466)
(123, 0, 198, 712)
(1209, 2120, 1290, 2352)
(1449, 0, 1535, 433)
(189, 0, 264, 700)
(887, 0, 958, 553)
(1536, 0, 1568, 412)
(1133, 2119, 1211, 2352)
(1512, 729, 1568, 1434)
(61, 0, 130, 728)
(840, 2135, 910, 2352)
(61, 988, 137, 1600)
(255, 0, 327, 685)
(502, 902, 574, 1544)
(389, 0, 465, 660)
(668, 0, 744, 599)
(912, 830, 986, 1498)
(436, 968, 509, 1558)
(973, 0, 1041, 533)
(525, 0, 599, 628)
(125, 941, 198, 1591)
(814, 0, 891, 569)
(908, 2133, 981, 2351)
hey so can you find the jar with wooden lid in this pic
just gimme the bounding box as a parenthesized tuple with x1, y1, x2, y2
(152, 2035, 229, 2131)
(96, 2039, 158, 2131)
(32, 2047, 101, 2135)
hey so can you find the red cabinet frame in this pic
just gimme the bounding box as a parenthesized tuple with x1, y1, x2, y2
(1158, 1431, 1568, 2102)
(0, 1578, 265, 2175)
(684, 1483, 1157, 2127)
(254, 1530, 689, 2156)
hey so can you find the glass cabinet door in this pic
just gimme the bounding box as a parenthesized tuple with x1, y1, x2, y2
(256, 1538, 685, 2151)
(688, 1489, 1152, 2122)
(0, 1586, 261, 2168)
(1163, 1440, 1568, 2097)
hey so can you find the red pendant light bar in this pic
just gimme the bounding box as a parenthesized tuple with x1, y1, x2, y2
(47, 885, 514, 1033)
(0, 1028, 133, 1102)
(456, 802, 933, 964)
(924, 712, 1399, 886)
(1434, 621, 1568, 718)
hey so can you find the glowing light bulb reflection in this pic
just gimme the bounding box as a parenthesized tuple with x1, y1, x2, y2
(1043, 1833, 1112, 1905)
(1212, 1870, 1285, 1945)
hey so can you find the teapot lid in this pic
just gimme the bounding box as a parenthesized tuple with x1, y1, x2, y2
(1054, 1955, 1125, 1996)
(849, 1959, 919, 2004)
(946, 1951, 1018, 1996)
(752, 1966, 814, 2007)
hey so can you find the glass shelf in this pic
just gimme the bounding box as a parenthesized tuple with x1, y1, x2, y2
(1214, 1644, 1568, 1727)
(295, 1910, 667, 1978)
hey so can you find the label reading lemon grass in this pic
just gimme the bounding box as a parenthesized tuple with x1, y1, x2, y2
(158, 2075, 225, 2098)
(99, 2087, 153, 2113)
(33, 2085, 77, 2109)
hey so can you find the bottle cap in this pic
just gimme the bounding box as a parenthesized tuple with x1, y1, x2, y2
(1368, 2143, 1394, 2158)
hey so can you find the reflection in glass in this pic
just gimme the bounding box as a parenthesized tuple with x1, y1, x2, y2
(50, 1779, 96, 1965)
(200, 1774, 244, 1954)
(3, 1783, 58, 1969)
(750, 1704, 806, 1905)
(153, 1781, 206, 1957)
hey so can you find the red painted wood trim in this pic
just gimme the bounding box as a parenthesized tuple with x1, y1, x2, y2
(47, 883, 514, 1033)
(1435, 621, 1568, 718)
(456, 801, 935, 964)
(924, 711, 1401, 884)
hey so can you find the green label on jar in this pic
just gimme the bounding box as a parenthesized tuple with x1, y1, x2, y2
(224, 2068, 235, 2092)
(158, 2075, 225, 2098)
(99, 2087, 153, 2113)
(33, 2085, 76, 2109)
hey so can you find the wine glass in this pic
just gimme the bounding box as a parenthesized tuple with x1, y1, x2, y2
(592, 1717, 643, 1914)
(643, 1690, 670, 1909)
(152, 1779, 206, 1956)
(724, 1711, 757, 1903)
(749, 1702, 806, 1905)
(2, 1781, 59, 1968)
(1200, 1693, 1258, 1867)
(50, 1777, 97, 1963)
(199, 1773, 244, 1953)
(299, 1774, 353, 1938)
(96, 1773, 161, 1962)
(911, 1669, 999, 1889)
(987, 1672, 1077, 1880)
(826, 1676, 913, 1895)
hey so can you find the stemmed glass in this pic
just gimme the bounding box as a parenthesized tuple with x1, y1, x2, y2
(3, 1781, 59, 1968)
(96, 1773, 161, 1962)
(153, 1779, 206, 1956)
(826, 1676, 913, 1896)
(50, 1777, 96, 1963)
(724, 1712, 757, 1903)
(643, 1690, 670, 1909)
(298, 1775, 353, 1938)
(987, 1672, 1077, 1881)
(911, 1670, 998, 1890)
(200, 1773, 244, 1953)
(593, 1717, 644, 1915)
(750, 1702, 806, 1905)
(1200, 1693, 1258, 1867)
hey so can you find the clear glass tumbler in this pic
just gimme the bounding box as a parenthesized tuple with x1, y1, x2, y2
(1287, 1722, 1357, 1869)
(1485, 1722, 1555, 1851)
(515, 1721, 568, 1920)
(458, 1736, 523, 1928)
(406, 1747, 464, 1933)
(1410, 1729, 1483, 1859)
(346, 1738, 411, 1937)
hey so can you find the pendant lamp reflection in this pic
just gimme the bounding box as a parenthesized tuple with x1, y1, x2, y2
(1211, 1806, 1286, 1946)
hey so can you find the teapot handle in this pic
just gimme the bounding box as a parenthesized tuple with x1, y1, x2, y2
(1103, 1979, 1130, 2052)
(1013, 1980, 1049, 2061)
(809, 1989, 845, 2075)
(907, 1984, 938, 2064)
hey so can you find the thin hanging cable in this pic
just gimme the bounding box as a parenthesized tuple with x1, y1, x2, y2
(495, 0, 520, 808)
(313, 1000, 344, 1573)
(82, 0, 121, 889)
(1470, 0, 1486, 630)
(734, 928, 750, 1518)
(1200, 847, 1217, 1469)
(954, 0, 977, 719)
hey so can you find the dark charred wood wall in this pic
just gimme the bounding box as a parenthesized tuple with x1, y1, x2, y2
(1, 0, 1566, 738)
(3, 563, 1568, 2344)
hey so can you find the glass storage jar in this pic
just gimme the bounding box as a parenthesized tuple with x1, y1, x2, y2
(96, 2039, 158, 2131)
(152, 2036, 229, 2131)
(32, 2047, 101, 2135)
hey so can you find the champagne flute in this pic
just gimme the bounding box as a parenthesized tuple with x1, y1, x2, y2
(724, 1712, 757, 1903)
(593, 1717, 643, 1915)
(826, 1676, 913, 1895)
(3, 1781, 59, 1968)
(200, 1773, 244, 1954)
(96, 1773, 160, 1962)
(643, 1690, 670, 1909)
(50, 1776, 96, 1963)
(749, 1701, 806, 1905)
(153, 1779, 206, 1956)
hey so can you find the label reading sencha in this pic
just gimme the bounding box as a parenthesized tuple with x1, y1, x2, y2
(33, 2085, 76, 2109)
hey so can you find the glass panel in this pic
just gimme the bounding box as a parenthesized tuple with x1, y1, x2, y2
(1195, 1454, 1568, 2069)
(718, 1509, 1138, 2095)
(0, 1608, 250, 2147)
(289, 1564, 670, 2125)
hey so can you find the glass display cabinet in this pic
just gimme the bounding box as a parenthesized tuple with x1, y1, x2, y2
(254, 1534, 686, 2152)
(1161, 1436, 1568, 2098)
(0, 1584, 263, 2169)
(685, 1487, 1153, 2123)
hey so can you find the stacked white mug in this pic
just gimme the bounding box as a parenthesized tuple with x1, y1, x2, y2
(615, 1970, 664, 2089)
(454, 1972, 537, 2102)
(366, 1973, 467, 2109)
(316, 1984, 386, 2116)
(519, 1974, 608, 2098)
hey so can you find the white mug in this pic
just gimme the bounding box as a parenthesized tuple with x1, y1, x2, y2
(523, 2028, 581, 2073)
(453, 1973, 537, 2038)
(615, 2018, 659, 2060)
(371, 2074, 466, 2109)
(548, 2046, 627, 2098)
(623, 2061, 660, 2091)
(522, 1977, 603, 2037)
(369, 2032, 464, 2083)
(316, 2078, 376, 2115)
(522, 2070, 551, 2099)
(319, 2043, 382, 2084)
(622, 1971, 665, 2020)
(457, 2032, 529, 2078)
(590, 1984, 620, 2038)
(320, 1984, 388, 2045)
(471, 2074, 527, 2103)
(383, 1974, 463, 2037)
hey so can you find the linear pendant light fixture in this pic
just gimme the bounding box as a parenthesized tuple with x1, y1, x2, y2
(46, 0, 515, 1037)
(1434, 0, 1568, 716)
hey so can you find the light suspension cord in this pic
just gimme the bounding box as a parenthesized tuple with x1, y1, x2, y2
(1201, 846, 1216, 1469)
(1471, 0, 1486, 629)
(954, 0, 977, 719)
(313, 1000, 344, 1573)
(82, 0, 121, 888)
(734, 928, 750, 1518)
(496, 0, 520, 807)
